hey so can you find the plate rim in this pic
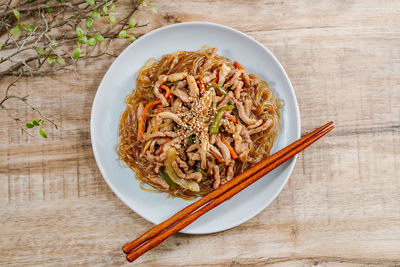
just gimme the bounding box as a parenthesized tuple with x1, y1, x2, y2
(90, 21, 301, 234)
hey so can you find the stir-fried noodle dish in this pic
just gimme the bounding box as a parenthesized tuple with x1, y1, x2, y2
(117, 47, 282, 200)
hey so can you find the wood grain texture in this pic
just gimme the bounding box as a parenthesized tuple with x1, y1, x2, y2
(1, 0, 399, 266)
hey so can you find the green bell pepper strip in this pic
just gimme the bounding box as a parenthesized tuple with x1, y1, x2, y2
(163, 81, 179, 87)
(207, 82, 227, 95)
(164, 148, 200, 192)
(196, 166, 208, 177)
(159, 168, 178, 190)
(152, 67, 170, 84)
(187, 134, 196, 145)
(209, 104, 235, 134)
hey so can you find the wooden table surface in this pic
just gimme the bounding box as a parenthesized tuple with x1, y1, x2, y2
(1, 0, 400, 266)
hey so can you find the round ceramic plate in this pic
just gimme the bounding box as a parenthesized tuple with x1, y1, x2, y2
(90, 22, 300, 234)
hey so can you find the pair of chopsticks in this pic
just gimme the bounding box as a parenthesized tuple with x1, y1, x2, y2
(122, 121, 334, 262)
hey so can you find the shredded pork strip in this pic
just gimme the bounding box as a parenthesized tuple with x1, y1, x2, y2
(172, 88, 191, 103)
(188, 151, 201, 166)
(234, 81, 244, 99)
(216, 135, 231, 164)
(202, 68, 218, 83)
(241, 70, 251, 87)
(218, 63, 231, 86)
(232, 98, 259, 125)
(226, 162, 235, 181)
(216, 91, 233, 110)
(177, 156, 189, 172)
(142, 131, 177, 141)
(213, 165, 220, 189)
(223, 69, 241, 89)
(186, 75, 199, 97)
(168, 72, 187, 82)
(158, 112, 183, 125)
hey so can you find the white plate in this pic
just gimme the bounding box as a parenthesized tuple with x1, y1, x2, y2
(90, 22, 300, 234)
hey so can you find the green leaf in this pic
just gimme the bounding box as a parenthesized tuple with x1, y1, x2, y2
(104, 1, 113, 7)
(102, 6, 108, 14)
(76, 27, 84, 38)
(10, 26, 19, 36)
(79, 36, 88, 44)
(108, 16, 116, 23)
(46, 7, 53, 13)
(92, 10, 100, 19)
(0, 43, 2, 50)
(148, 4, 157, 13)
(119, 30, 127, 38)
(85, 18, 93, 29)
(13, 9, 20, 22)
(140, 1, 157, 13)
(86, 0, 95, 6)
(36, 47, 45, 55)
(56, 57, 65, 65)
(47, 56, 54, 63)
(128, 17, 136, 28)
(93, 34, 104, 42)
(21, 24, 36, 32)
(129, 35, 136, 43)
(32, 120, 40, 126)
(109, 4, 116, 12)
(51, 39, 57, 48)
(25, 122, 34, 128)
(39, 127, 47, 138)
(87, 38, 96, 46)
(73, 48, 82, 59)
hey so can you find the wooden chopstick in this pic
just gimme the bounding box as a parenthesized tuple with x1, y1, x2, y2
(126, 124, 334, 262)
(122, 121, 333, 255)
(123, 122, 334, 262)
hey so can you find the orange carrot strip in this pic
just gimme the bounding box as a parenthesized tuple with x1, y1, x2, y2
(210, 150, 224, 163)
(137, 100, 161, 141)
(159, 85, 171, 100)
(137, 85, 172, 141)
(156, 108, 162, 114)
(211, 74, 219, 83)
(221, 134, 238, 160)
(229, 115, 237, 123)
(234, 61, 245, 71)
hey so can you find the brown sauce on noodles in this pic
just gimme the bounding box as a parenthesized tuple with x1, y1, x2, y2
(117, 47, 282, 200)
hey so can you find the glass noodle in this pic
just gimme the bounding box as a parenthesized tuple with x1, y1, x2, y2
(117, 47, 282, 200)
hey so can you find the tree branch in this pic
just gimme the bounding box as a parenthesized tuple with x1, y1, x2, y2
(0, 0, 153, 137)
